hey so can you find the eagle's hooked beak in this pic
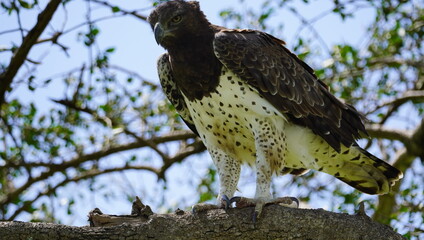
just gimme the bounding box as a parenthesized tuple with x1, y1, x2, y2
(154, 23, 164, 45)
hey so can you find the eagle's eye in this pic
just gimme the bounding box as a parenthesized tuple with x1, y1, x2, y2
(171, 15, 182, 24)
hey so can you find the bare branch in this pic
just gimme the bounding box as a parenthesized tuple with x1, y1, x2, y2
(159, 138, 206, 179)
(367, 119, 424, 158)
(290, 7, 331, 55)
(108, 64, 158, 88)
(124, 129, 171, 163)
(366, 90, 424, 115)
(368, 57, 424, 69)
(365, 124, 412, 145)
(52, 99, 95, 115)
(35, 32, 69, 56)
(89, 0, 148, 21)
(0, 28, 29, 35)
(385, 90, 424, 106)
(59, 1, 149, 37)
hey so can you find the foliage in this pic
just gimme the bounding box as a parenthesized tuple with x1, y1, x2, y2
(0, 0, 423, 238)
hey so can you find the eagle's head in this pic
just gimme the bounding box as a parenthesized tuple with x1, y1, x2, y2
(147, 0, 211, 49)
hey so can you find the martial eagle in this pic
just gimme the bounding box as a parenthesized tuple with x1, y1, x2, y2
(147, 0, 402, 220)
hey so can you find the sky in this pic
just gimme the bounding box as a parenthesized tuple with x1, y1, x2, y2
(0, 0, 380, 226)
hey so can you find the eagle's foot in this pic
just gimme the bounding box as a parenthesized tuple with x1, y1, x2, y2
(232, 196, 299, 222)
(192, 195, 234, 213)
(270, 196, 300, 208)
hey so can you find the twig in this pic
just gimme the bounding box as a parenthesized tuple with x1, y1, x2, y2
(89, 0, 147, 21)
(108, 64, 158, 88)
(124, 129, 171, 162)
(366, 90, 424, 115)
(289, 7, 331, 56)
(0, 28, 29, 35)
(36, 32, 70, 56)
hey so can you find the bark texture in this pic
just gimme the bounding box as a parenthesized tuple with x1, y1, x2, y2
(0, 201, 405, 240)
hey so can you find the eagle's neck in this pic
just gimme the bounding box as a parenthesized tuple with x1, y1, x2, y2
(167, 26, 222, 101)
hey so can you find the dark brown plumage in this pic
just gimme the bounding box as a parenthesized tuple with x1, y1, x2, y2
(148, 1, 223, 101)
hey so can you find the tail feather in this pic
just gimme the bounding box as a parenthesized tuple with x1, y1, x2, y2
(313, 144, 403, 194)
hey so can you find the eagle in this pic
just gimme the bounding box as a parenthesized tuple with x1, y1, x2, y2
(147, 0, 402, 220)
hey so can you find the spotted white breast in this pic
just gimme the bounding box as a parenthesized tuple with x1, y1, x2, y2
(182, 67, 315, 173)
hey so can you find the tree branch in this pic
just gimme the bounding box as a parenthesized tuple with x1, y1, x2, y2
(372, 149, 414, 224)
(368, 57, 424, 69)
(89, 0, 148, 21)
(159, 138, 206, 179)
(380, 90, 424, 107)
(0, 204, 405, 239)
(365, 124, 412, 146)
(0, 0, 62, 108)
(108, 64, 158, 88)
(366, 90, 424, 115)
(372, 118, 424, 223)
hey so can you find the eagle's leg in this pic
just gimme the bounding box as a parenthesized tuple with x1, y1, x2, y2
(192, 147, 240, 212)
(213, 147, 241, 209)
(252, 141, 275, 222)
(253, 153, 273, 221)
(232, 118, 299, 221)
(226, 118, 278, 221)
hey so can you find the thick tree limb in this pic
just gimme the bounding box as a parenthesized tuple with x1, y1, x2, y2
(372, 119, 424, 223)
(0, 0, 62, 107)
(0, 200, 405, 240)
(367, 119, 424, 157)
(366, 124, 412, 146)
(372, 149, 414, 224)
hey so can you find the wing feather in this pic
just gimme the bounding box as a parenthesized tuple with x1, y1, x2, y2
(213, 29, 366, 151)
(157, 53, 199, 136)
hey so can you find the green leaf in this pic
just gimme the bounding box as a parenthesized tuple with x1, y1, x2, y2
(219, 10, 230, 17)
(111, 6, 120, 13)
(105, 47, 115, 53)
(100, 104, 112, 113)
(258, 8, 273, 24)
(18, 0, 33, 9)
(129, 155, 137, 162)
